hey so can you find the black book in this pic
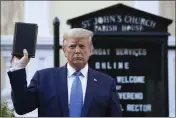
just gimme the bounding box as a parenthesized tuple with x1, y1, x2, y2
(12, 22, 38, 58)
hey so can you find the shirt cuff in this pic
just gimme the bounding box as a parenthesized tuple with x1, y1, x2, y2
(9, 66, 24, 72)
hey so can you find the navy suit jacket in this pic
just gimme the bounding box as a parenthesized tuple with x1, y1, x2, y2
(8, 64, 122, 117)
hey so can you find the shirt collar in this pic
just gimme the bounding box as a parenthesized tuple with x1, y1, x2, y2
(67, 63, 88, 78)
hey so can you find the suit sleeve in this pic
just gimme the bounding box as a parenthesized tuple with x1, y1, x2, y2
(108, 79, 122, 117)
(7, 68, 39, 115)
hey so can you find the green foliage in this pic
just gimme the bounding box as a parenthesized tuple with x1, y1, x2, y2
(0, 101, 15, 117)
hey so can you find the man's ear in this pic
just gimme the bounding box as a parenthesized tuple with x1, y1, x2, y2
(62, 47, 67, 57)
(89, 45, 93, 56)
(89, 48, 93, 56)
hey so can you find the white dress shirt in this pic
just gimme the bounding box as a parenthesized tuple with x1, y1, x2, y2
(67, 63, 88, 105)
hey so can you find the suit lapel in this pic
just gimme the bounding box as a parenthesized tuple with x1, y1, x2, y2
(56, 64, 69, 117)
(81, 68, 96, 117)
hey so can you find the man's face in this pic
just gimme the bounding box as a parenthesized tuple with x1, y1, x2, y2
(63, 37, 92, 70)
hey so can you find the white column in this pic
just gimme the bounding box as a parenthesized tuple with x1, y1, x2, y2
(168, 36, 176, 117)
(133, 1, 160, 15)
(24, 1, 50, 36)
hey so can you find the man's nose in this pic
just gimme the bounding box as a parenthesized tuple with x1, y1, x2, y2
(75, 46, 81, 53)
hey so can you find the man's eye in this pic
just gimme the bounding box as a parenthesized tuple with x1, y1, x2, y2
(70, 45, 76, 48)
(79, 45, 85, 48)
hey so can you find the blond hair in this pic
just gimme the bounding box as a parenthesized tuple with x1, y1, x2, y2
(63, 28, 94, 50)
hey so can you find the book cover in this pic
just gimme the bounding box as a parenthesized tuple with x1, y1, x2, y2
(12, 22, 38, 58)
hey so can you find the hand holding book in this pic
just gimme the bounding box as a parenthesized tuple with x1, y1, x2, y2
(10, 22, 38, 71)
(10, 49, 30, 72)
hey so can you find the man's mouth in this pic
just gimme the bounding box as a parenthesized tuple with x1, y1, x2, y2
(75, 57, 83, 60)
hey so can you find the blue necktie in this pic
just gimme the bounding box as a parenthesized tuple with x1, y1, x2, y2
(69, 71, 83, 117)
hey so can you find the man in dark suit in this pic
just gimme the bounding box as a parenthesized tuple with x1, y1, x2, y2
(8, 28, 122, 117)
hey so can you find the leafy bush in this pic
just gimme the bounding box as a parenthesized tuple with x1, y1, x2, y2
(0, 101, 15, 117)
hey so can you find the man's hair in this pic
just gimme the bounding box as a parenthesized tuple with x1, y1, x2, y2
(63, 28, 94, 51)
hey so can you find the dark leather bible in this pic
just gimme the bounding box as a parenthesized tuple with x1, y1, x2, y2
(12, 22, 38, 58)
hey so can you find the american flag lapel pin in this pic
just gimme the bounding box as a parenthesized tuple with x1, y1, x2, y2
(94, 78, 97, 82)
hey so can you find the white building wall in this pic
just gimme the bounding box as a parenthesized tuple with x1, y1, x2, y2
(49, 1, 134, 35)
(24, 1, 50, 36)
(134, 1, 160, 15)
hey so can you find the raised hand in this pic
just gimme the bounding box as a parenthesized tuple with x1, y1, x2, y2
(11, 49, 30, 69)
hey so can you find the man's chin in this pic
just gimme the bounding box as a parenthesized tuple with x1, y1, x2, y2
(73, 61, 86, 69)
(74, 61, 84, 65)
